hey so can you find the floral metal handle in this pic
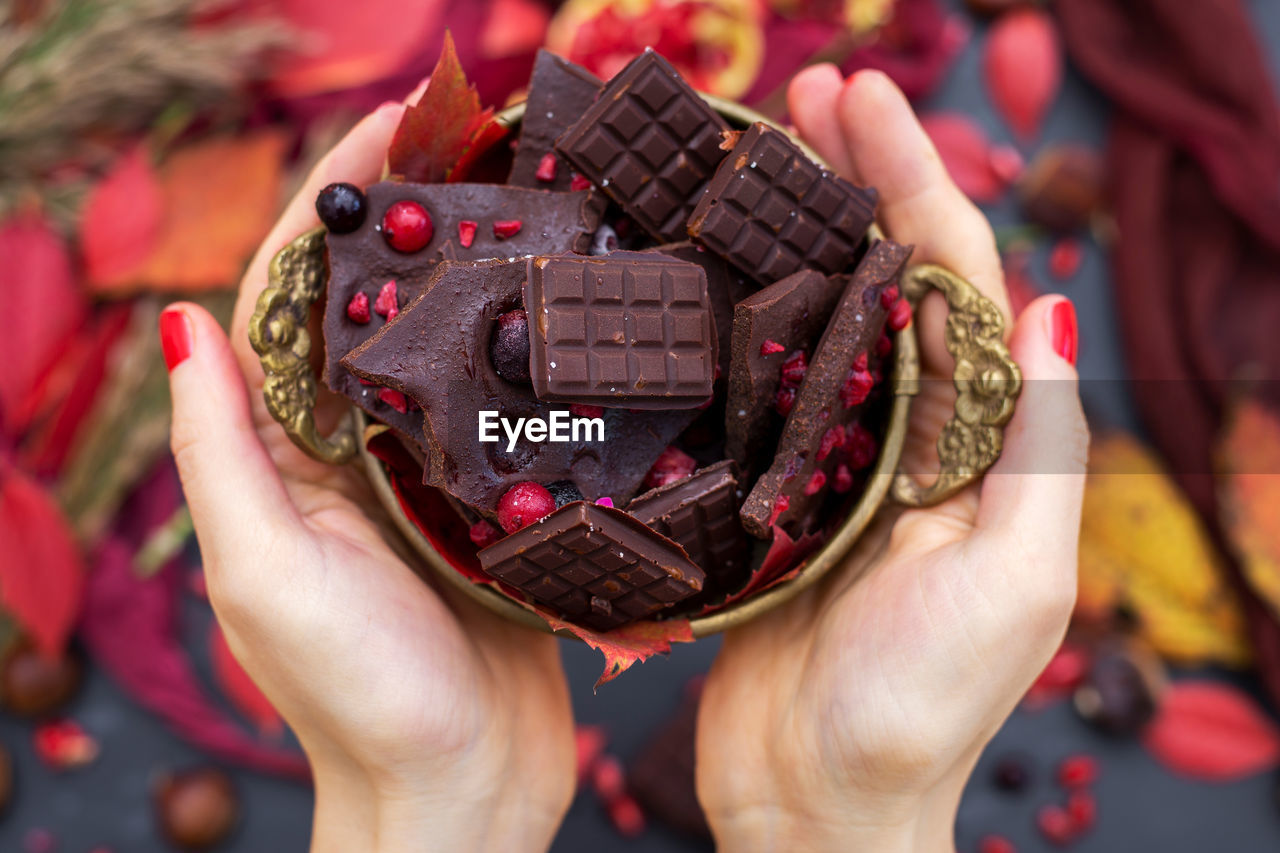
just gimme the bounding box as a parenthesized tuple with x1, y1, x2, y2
(890, 264, 1021, 507)
(247, 227, 357, 465)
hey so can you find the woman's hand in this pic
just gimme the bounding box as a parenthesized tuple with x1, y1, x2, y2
(162, 101, 574, 853)
(695, 68, 1089, 852)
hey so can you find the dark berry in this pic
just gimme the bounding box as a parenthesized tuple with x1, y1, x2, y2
(381, 200, 433, 252)
(643, 447, 696, 489)
(315, 182, 366, 233)
(497, 482, 556, 534)
(546, 481, 584, 509)
(154, 768, 239, 850)
(1, 644, 81, 716)
(1073, 651, 1155, 736)
(992, 754, 1032, 793)
(491, 309, 531, 385)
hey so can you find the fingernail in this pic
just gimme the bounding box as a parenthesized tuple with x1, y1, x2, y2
(1049, 299, 1078, 365)
(160, 307, 193, 371)
(376, 100, 401, 111)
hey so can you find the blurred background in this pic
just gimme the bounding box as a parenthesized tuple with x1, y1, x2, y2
(2, 0, 1280, 850)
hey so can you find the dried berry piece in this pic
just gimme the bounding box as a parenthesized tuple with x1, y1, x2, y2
(1, 644, 82, 716)
(34, 719, 98, 769)
(570, 173, 592, 191)
(766, 492, 790, 527)
(493, 219, 523, 239)
(839, 360, 874, 408)
(377, 388, 408, 414)
(846, 423, 878, 470)
(803, 471, 826, 495)
(546, 480, 586, 509)
(535, 152, 559, 183)
(992, 754, 1032, 793)
(773, 385, 797, 417)
(759, 339, 786, 356)
(315, 182, 366, 234)
(373, 280, 398, 320)
(832, 463, 854, 493)
(345, 291, 371, 324)
(497, 482, 556, 533)
(154, 768, 239, 851)
(1049, 237, 1083, 280)
(608, 795, 646, 837)
(569, 404, 605, 419)
(469, 520, 500, 549)
(591, 754, 626, 800)
(816, 426, 845, 461)
(1056, 754, 1099, 789)
(380, 199, 433, 252)
(779, 350, 808, 386)
(491, 309, 532, 385)
(643, 447, 697, 489)
(458, 220, 478, 249)
(876, 332, 893, 358)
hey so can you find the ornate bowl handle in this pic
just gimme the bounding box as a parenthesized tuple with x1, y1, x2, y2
(890, 264, 1022, 507)
(247, 227, 357, 465)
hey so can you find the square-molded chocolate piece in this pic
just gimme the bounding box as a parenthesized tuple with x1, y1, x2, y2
(508, 50, 602, 191)
(555, 49, 731, 242)
(478, 501, 705, 632)
(688, 122, 878, 285)
(525, 252, 716, 409)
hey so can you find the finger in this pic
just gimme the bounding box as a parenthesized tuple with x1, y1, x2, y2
(786, 64, 857, 179)
(836, 70, 1010, 371)
(973, 296, 1088, 582)
(230, 101, 406, 377)
(162, 303, 303, 571)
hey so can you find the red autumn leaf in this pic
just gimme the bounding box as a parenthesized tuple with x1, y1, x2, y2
(1141, 680, 1280, 781)
(388, 31, 495, 184)
(984, 8, 1061, 141)
(0, 465, 84, 658)
(80, 144, 164, 289)
(702, 524, 824, 614)
(93, 131, 289, 295)
(0, 212, 86, 437)
(210, 622, 283, 737)
(920, 112, 1007, 202)
(446, 118, 513, 184)
(264, 0, 445, 97)
(540, 614, 696, 689)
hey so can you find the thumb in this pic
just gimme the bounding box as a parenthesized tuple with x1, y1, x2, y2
(161, 303, 300, 568)
(974, 295, 1090, 563)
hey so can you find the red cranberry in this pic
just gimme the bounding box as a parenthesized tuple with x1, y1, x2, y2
(374, 280, 399, 320)
(887, 298, 912, 331)
(779, 350, 808, 386)
(346, 291, 370, 324)
(1067, 790, 1097, 831)
(1, 644, 82, 716)
(846, 423, 878, 469)
(879, 284, 900, 308)
(491, 309, 532, 385)
(978, 836, 1017, 853)
(803, 471, 826, 495)
(154, 768, 239, 850)
(1036, 804, 1076, 846)
(377, 388, 408, 414)
(773, 385, 797, 417)
(469, 521, 500, 549)
(643, 447, 697, 489)
(759, 339, 786, 356)
(607, 794, 646, 837)
(535, 151, 559, 183)
(1057, 754, 1099, 789)
(493, 219, 523, 239)
(876, 333, 893, 358)
(497, 482, 556, 533)
(381, 200, 433, 252)
(591, 754, 625, 800)
(315, 182, 366, 233)
(570, 173, 592, 191)
(458, 220, 478, 249)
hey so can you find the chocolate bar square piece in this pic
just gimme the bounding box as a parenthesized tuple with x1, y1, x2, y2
(556, 49, 731, 242)
(627, 460, 751, 600)
(478, 502, 705, 632)
(688, 122, 878, 285)
(525, 252, 717, 409)
(507, 50, 602, 191)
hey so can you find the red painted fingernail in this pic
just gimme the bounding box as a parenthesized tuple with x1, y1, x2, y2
(1049, 299, 1078, 365)
(159, 307, 193, 371)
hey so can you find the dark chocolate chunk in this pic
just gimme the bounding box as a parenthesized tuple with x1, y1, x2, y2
(649, 241, 752, 379)
(687, 122, 878, 285)
(525, 252, 717, 409)
(627, 681, 710, 839)
(508, 50, 602, 191)
(739, 240, 911, 538)
(477, 501, 705, 632)
(323, 181, 603, 446)
(555, 49, 731, 242)
(724, 270, 848, 468)
(342, 258, 699, 510)
(627, 460, 751, 600)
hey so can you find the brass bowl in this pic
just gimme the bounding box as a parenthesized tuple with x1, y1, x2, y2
(250, 96, 1021, 638)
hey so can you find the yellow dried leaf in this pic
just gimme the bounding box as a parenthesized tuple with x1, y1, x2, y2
(1079, 434, 1250, 667)
(1217, 399, 1280, 623)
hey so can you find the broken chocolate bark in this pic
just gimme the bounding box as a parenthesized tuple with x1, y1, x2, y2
(508, 50, 602, 191)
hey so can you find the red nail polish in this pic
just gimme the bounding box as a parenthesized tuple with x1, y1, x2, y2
(159, 307, 193, 371)
(1050, 299, 1078, 365)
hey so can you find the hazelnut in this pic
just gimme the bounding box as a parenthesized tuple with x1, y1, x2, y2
(1017, 145, 1105, 233)
(1, 643, 82, 716)
(154, 767, 239, 850)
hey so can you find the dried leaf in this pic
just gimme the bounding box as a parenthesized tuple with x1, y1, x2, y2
(983, 7, 1061, 141)
(0, 212, 86, 437)
(920, 112, 1007, 202)
(1217, 399, 1280, 623)
(388, 32, 495, 184)
(266, 0, 445, 97)
(1142, 680, 1280, 781)
(80, 144, 164, 289)
(1078, 434, 1251, 667)
(99, 132, 289, 294)
(0, 466, 84, 658)
(210, 622, 283, 738)
(541, 614, 696, 690)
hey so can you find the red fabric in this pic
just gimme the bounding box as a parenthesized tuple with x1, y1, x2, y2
(1057, 0, 1280, 701)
